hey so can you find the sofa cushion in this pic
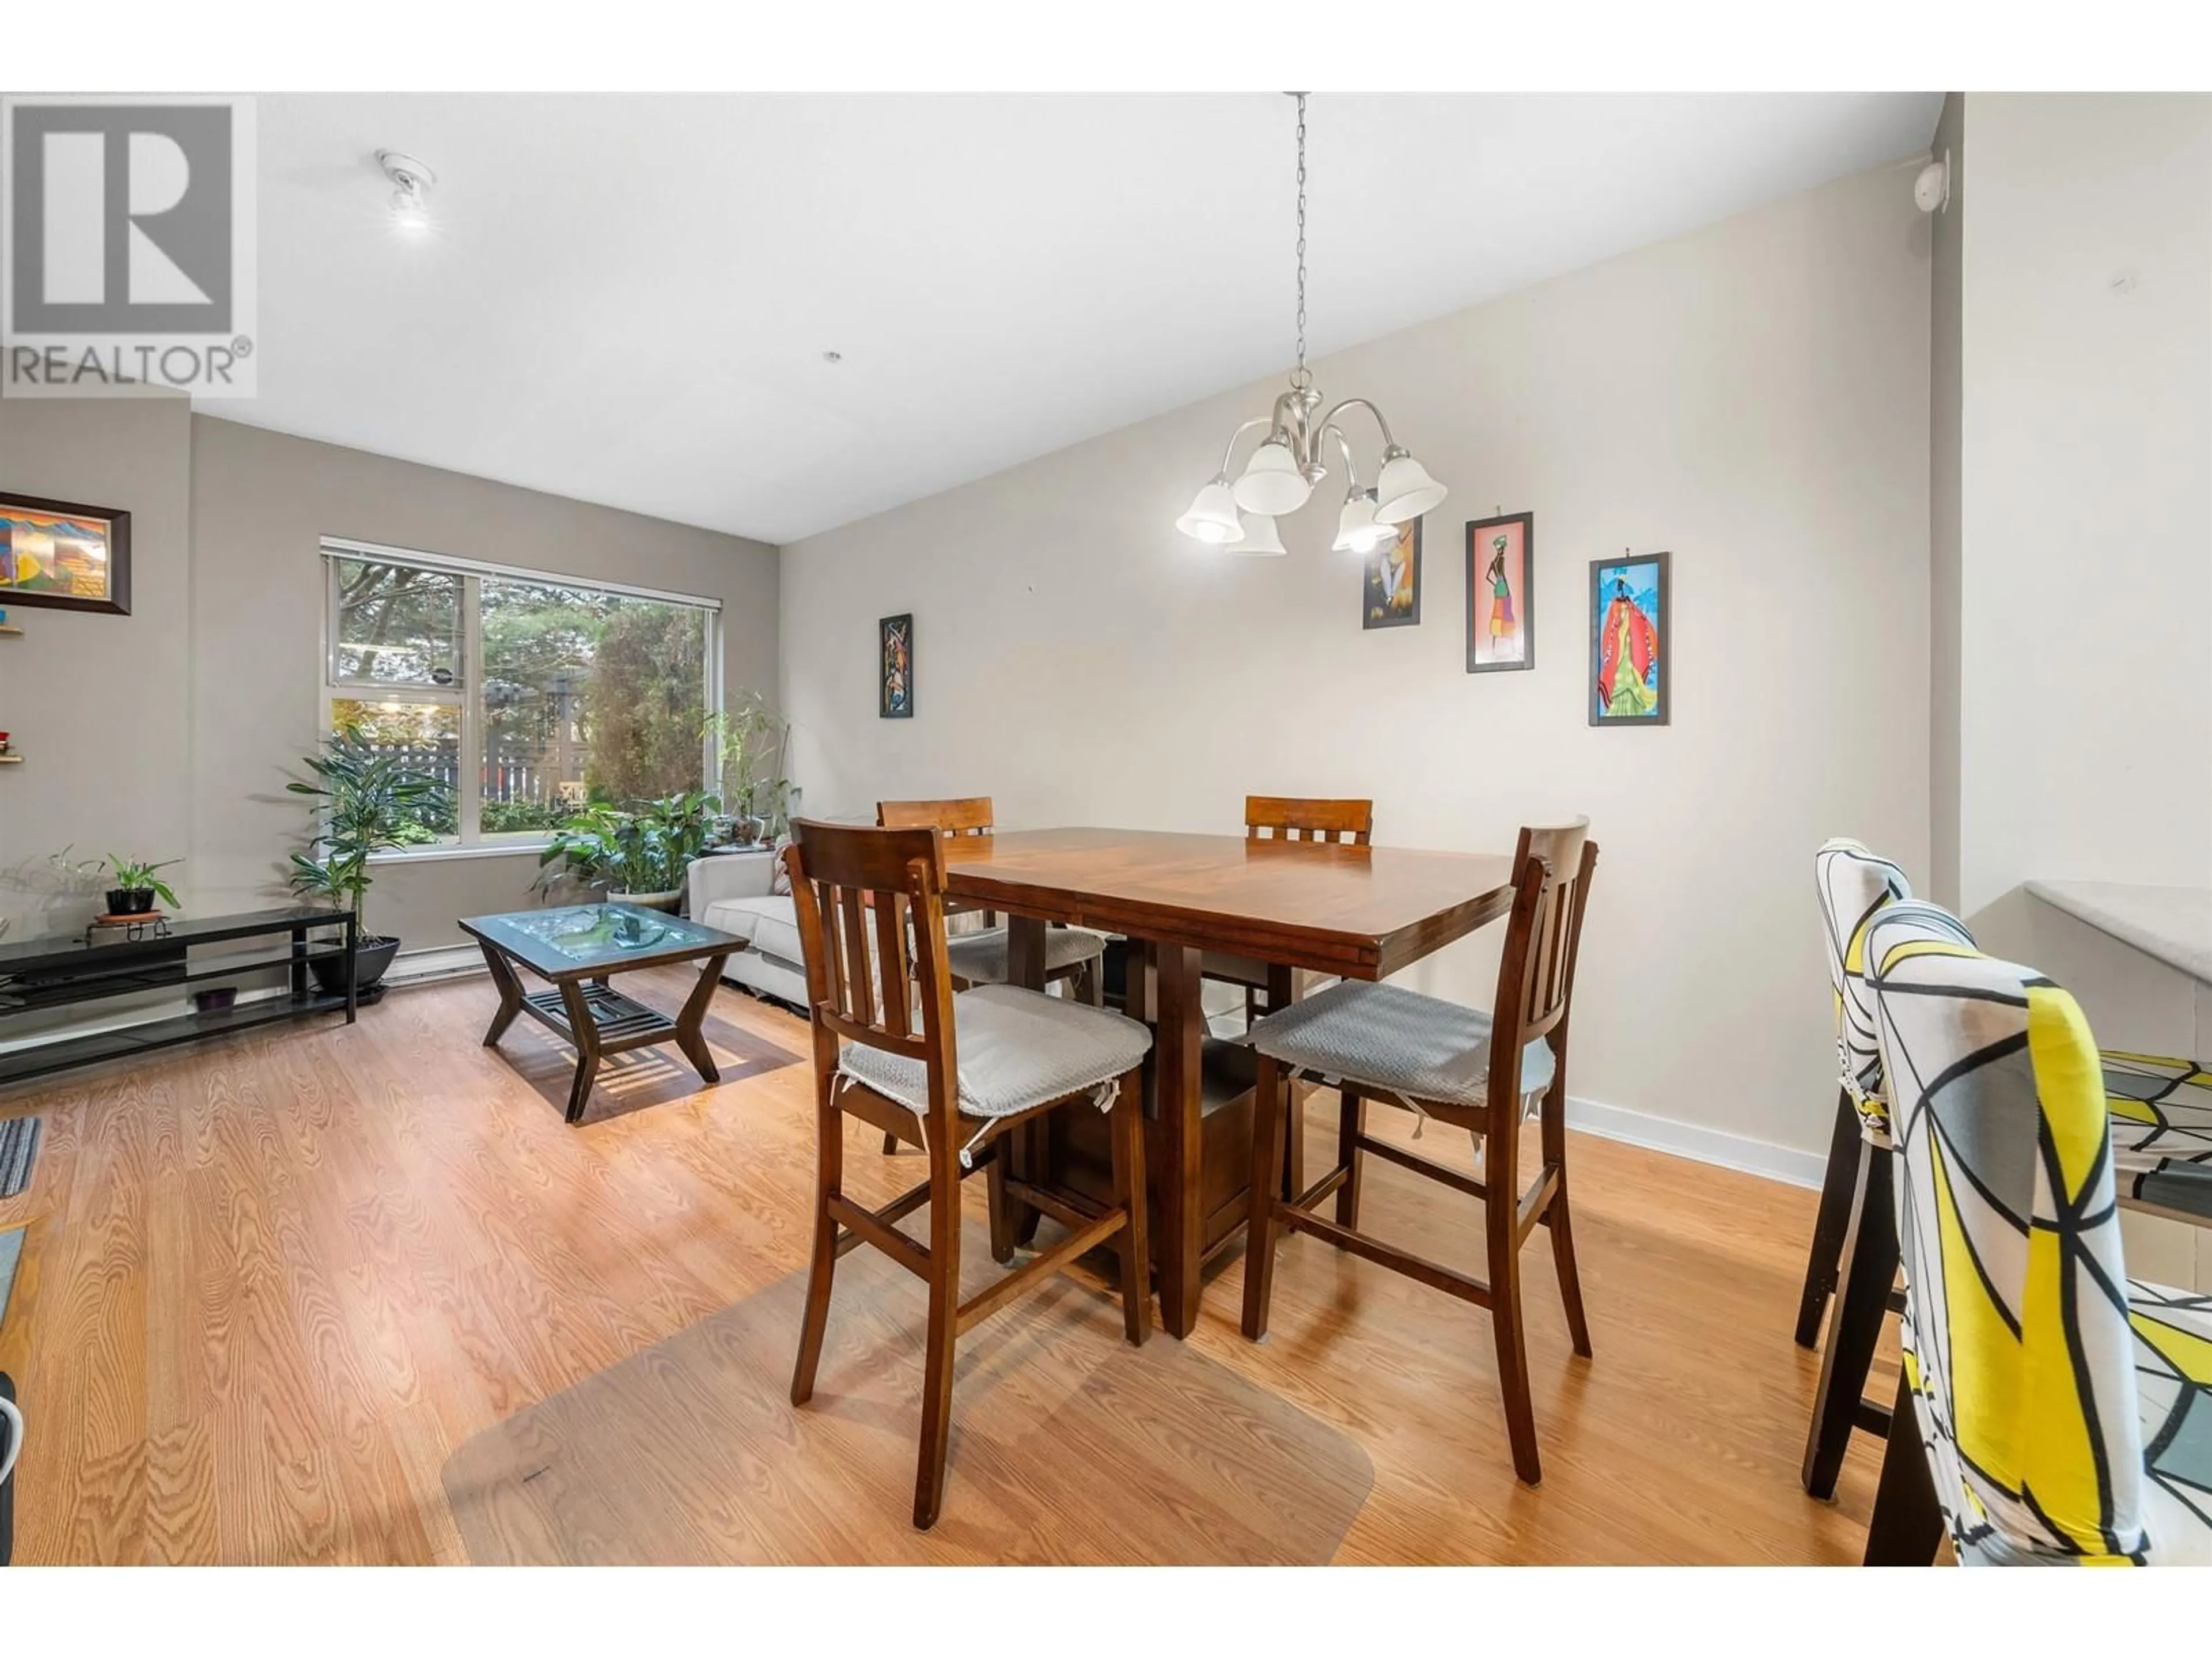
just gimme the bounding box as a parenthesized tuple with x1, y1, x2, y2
(702, 895, 803, 964)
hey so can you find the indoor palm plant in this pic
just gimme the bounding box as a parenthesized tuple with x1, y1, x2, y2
(705, 691, 790, 844)
(534, 790, 719, 912)
(287, 737, 450, 997)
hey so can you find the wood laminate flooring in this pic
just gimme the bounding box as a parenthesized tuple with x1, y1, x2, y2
(0, 969, 1889, 1563)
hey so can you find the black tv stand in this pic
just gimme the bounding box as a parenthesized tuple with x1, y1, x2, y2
(0, 906, 358, 1091)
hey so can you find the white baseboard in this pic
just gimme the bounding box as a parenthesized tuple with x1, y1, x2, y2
(1566, 1093, 1825, 1190)
(387, 944, 490, 986)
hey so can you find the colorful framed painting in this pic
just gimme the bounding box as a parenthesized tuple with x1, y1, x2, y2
(1466, 512, 1534, 673)
(879, 612, 914, 719)
(1361, 516, 1421, 629)
(1589, 551, 1669, 726)
(0, 493, 132, 615)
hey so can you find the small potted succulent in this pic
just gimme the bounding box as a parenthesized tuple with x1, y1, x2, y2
(102, 855, 181, 916)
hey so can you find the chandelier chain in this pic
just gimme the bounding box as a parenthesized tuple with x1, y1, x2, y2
(1292, 90, 1309, 392)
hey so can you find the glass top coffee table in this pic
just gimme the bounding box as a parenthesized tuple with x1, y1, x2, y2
(458, 903, 744, 1124)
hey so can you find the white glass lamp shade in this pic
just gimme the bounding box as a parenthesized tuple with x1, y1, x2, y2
(1232, 438, 1314, 516)
(1373, 449, 1446, 524)
(1176, 476, 1244, 543)
(1221, 513, 1287, 556)
(1331, 489, 1392, 554)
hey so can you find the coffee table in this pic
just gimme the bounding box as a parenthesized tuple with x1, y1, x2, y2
(459, 903, 742, 1123)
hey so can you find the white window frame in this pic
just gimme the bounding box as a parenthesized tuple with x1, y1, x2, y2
(321, 537, 724, 855)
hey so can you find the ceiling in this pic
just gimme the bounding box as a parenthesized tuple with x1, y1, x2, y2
(224, 93, 1942, 545)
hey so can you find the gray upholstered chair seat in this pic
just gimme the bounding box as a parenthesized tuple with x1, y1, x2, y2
(837, 983, 1151, 1121)
(1243, 978, 1555, 1107)
(945, 924, 1107, 985)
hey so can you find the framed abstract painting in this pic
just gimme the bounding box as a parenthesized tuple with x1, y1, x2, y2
(0, 493, 132, 615)
(1361, 516, 1421, 628)
(879, 612, 914, 719)
(1466, 511, 1533, 673)
(1588, 551, 1669, 726)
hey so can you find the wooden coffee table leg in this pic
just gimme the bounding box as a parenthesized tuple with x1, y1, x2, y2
(673, 952, 729, 1084)
(479, 941, 525, 1046)
(1152, 944, 1205, 1339)
(557, 978, 603, 1124)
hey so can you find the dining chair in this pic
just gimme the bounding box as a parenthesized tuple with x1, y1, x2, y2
(1238, 819, 1597, 1484)
(877, 797, 1108, 1002)
(1800, 839, 2212, 1500)
(1859, 900, 2212, 1565)
(783, 819, 1154, 1529)
(873, 797, 1111, 1157)
(1202, 796, 1376, 1200)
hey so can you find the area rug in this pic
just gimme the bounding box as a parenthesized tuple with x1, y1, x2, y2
(444, 1223, 1373, 1564)
(0, 1116, 39, 1199)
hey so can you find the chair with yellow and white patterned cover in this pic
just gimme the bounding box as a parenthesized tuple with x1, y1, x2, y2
(1799, 840, 2212, 1500)
(1859, 901, 2212, 1565)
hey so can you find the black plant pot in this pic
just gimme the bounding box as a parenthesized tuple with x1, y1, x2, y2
(310, 935, 402, 998)
(105, 887, 156, 915)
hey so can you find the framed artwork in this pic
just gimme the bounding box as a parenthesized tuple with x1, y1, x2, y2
(1361, 516, 1421, 628)
(879, 612, 914, 719)
(0, 492, 132, 615)
(1466, 512, 1534, 673)
(1589, 551, 1669, 726)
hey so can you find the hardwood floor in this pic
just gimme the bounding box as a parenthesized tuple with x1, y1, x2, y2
(0, 968, 1888, 1563)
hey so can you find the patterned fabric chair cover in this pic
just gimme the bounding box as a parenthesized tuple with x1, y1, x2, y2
(1816, 839, 2212, 1221)
(1814, 838, 1914, 1143)
(1863, 902, 2212, 1565)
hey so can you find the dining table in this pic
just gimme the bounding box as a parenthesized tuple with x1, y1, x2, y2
(940, 826, 1518, 1338)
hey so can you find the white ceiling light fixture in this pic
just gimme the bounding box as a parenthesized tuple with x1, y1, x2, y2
(1221, 513, 1287, 556)
(1177, 93, 1446, 552)
(377, 150, 437, 233)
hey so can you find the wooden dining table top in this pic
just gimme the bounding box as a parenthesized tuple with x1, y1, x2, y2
(939, 827, 1516, 980)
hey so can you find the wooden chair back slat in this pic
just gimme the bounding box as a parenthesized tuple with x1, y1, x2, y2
(838, 886, 874, 1025)
(1495, 820, 1597, 1057)
(872, 889, 914, 1039)
(1245, 796, 1374, 846)
(785, 821, 960, 1125)
(879, 796, 996, 837)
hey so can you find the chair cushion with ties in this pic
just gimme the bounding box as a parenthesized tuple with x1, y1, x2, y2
(1242, 978, 1556, 1108)
(944, 924, 1109, 985)
(836, 983, 1152, 1122)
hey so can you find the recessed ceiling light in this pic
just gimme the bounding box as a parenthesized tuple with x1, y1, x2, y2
(376, 150, 437, 233)
(821, 350, 843, 365)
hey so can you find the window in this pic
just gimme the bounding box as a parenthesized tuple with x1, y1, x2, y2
(324, 541, 721, 848)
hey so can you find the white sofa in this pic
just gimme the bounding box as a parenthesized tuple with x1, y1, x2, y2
(686, 849, 809, 1006)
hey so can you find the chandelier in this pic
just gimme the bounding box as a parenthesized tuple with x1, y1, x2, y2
(1177, 93, 1448, 555)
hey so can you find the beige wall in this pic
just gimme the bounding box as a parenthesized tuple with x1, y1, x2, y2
(1955, 94, 2212, 923)
(1943, 93, 2212, 1290)
(188, 417, 780, 952)
(1927, 93, 1964, 911)
(0, 395, 195, 938)
(0, 407, 778, 956)
(780, 162, 1934, 1163)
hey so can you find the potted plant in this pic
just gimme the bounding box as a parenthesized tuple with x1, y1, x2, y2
(101, 855, 181, 916)
(286, 738, 450, 998)
(704, 692, 790, 845)
(534, 790, 718, 912)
